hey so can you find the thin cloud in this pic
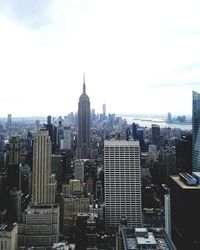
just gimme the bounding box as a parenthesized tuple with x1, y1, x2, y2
(179, 63, 200, 72)
(0, 0, 54, 29)
(149, 82, 200, 89)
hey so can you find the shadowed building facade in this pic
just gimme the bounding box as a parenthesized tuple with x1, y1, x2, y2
(170, 175, 200, 250)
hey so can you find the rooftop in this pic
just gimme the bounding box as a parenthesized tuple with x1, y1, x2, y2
(120, 227, 176, 250)
(170, 176, 200, 189)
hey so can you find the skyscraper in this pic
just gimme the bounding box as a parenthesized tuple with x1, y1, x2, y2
(78, 75, 91, 159)
(63, 126, 71, 150)
(6, 114, 12, 133)
(176, 134, 192, 173)
(103, 103, 106, 120)
(152, 124, 160, 148)
(9, 135, 21, 165)
(32, 129, 56, 204)
(74, 160, 84, 182)
(192, 91, 200, 172)
(104, 140, 142, 230)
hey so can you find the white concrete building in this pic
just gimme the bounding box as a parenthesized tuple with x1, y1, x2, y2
(104, 140, 142, 230)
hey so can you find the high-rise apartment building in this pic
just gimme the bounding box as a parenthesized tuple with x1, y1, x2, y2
(32, 129, 56, 204)
(78, 75, 91, 159)
(192, 91, 200, 172)
(104, 140, 142, 230)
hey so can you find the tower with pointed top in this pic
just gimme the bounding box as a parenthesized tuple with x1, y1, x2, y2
(78, 75, 91, 159)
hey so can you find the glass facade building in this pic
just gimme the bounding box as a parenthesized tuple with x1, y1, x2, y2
(192, 91, 200, 172)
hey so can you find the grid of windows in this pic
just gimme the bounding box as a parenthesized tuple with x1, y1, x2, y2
(192, 91, 200, 171)
(104, 140, 142, 230)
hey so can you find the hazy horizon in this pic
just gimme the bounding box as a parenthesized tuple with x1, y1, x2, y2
(0, 112, 192, 120)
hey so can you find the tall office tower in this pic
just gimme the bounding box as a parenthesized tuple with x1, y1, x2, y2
(91, 108, 96, 123)
(9, 135, 21, 164)
(63, 126, 71, 150)
(192, 91, 200, 172)
(6, 114, 12, 132)
(74, 160, 84, 182)
(0, 135, 5, 153)
(51, 154, 65, 193)
(47, 115, 52, 125)
(168, 112, 172, 123)
(152, 124, 160, 148)
(103, 103, 106, 120)
(132, 122, 137, 140)
(170, 175, 200, 250)
(165, 194, 171, 238)
(9, 189, 21, 223)
(176, 134, 192, 173)
(78, 75, 91, 159)
(104, 140, 142, 230)
(157, 148, 176, 185)
(7, 136, 21, 191)
(32, 129, 56, 204)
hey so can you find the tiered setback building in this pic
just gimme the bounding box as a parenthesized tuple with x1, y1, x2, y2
(78, 77, 91, 159)
(32, 129, 56, 204)
(104, 140, 142, 230)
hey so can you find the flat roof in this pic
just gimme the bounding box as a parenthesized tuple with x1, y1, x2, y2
(136, 232, 157, 246)
(135, 228, 148, 233)
(104, 140, 140, 146)
(170, 176, 200, 189)
(120, 227, 177, 250)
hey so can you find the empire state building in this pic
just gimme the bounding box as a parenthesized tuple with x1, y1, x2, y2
(78, 75, 91, 159)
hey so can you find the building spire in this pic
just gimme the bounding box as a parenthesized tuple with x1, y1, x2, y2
(83, 72, 86, 94)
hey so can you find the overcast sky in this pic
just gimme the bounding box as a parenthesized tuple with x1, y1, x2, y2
(0, 0, 200, 117)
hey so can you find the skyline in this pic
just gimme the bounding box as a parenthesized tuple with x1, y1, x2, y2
(1, 1, 200, 117)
